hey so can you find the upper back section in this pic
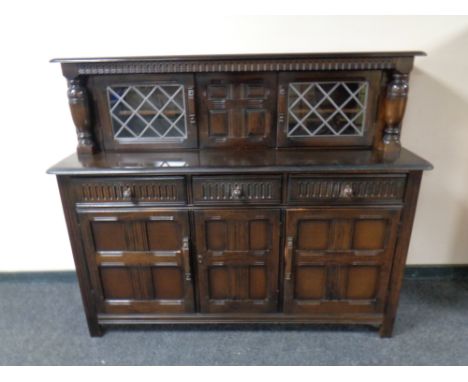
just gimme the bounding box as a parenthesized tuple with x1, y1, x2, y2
(53, 52, 424, 156)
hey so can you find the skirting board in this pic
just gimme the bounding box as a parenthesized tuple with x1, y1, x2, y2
(1, 266, 468, 281)
(404, 265, 468, 280)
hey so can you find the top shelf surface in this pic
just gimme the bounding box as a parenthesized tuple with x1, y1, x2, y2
(50, 51, 427, 64)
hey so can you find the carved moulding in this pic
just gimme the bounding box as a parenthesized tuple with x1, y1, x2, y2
(381, 73, 409, 159)
(67, 77, 97, 155)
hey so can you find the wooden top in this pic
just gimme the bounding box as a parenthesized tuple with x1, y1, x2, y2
(47, 148, 432, 176)
(51, 51, 426, 63)
(53, 51, 426, 77)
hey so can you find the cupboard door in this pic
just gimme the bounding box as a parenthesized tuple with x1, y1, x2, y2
(78, 209, 194, 314)
(194, 209, 280, 313)
(277, 72, 381, 148)
(283, 208, 401, 314)
(197, 73, 277, 148)
(89, 74, 197, 151)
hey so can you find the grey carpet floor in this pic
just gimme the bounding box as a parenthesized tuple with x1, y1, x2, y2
(0, 273, 467, 365)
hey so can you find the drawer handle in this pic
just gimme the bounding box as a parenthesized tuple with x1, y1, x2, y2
(231, 185, 243, 199)
(123, 186, 133, 199)
(284, 237, 293, 281)
(340, 184, 354, 199)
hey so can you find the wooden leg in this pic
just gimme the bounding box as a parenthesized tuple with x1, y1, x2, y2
(379, 319, 395, 338)
(88, 321, 104, 337)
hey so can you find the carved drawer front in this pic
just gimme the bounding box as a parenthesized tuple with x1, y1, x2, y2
(288, 174, 406, 204)
(192, 175, 282, 205)
(73, 177, 186, 204)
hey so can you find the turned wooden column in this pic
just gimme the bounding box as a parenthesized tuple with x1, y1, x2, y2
(67, 77, 96, 154)
(380, 73, 409, 159)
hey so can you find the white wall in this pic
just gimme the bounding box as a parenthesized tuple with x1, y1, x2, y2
(0, 10, 467, 270)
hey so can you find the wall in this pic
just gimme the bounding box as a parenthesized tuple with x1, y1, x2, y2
(0, 10, 467, 270)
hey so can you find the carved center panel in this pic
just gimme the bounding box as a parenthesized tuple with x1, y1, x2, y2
(197, 73, 277, 147)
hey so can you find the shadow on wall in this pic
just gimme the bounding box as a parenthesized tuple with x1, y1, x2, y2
(403, 26, 468, 264)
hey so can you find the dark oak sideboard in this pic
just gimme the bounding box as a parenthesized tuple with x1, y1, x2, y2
(48, 52, 432, 337)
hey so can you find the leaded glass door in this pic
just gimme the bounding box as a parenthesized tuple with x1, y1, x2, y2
(90, 74, 197, 150)
(277, 72, 381, 147)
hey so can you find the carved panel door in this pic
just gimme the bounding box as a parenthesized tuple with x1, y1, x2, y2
(283, 207, 401, 314)
(78, 209, 194, 314)
(197, 73, 277, 148)
(194, 209, 280, 313)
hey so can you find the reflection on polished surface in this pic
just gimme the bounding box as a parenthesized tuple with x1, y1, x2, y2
(48, 148, 432, 175)
(153, 160, 189, 167)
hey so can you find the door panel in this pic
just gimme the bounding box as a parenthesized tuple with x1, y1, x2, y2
(346, 265, 379, 299)
(194, 209, 280, 313)
(78, 209, 194, 314)
(146, 220, 182, 250)
(91, 221, 127, 251)
(99, 266, 134, 299)
(284, 208, 401, 314)
(294, 266, 327, 300)
(151, 267, 184, 299)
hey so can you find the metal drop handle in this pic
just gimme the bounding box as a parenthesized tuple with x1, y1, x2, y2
(123, 186, 133, 199)
(340, 184, 354, 198)
(232, 185, 243, 199)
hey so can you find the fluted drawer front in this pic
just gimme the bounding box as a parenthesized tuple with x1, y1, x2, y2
(192, 175, 282, 205)
(73, 177, 186, 204)
(288, 174, 406, 204)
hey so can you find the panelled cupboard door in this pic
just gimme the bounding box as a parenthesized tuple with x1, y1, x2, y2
(194, 209, 280, 313)
(283, 207, 401, 314)
(197, 73, 277, 148)
(78, 209, 194, 314)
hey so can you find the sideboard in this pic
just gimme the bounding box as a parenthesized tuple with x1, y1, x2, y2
(48, 52, 432, 337)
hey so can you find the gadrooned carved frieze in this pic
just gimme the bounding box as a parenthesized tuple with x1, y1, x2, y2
(76, 58, 397, 75)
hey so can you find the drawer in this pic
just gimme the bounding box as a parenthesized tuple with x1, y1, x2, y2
(288, 174, 406, 204)
(192, 175, 282, 205)
(72, 177, 186, 204)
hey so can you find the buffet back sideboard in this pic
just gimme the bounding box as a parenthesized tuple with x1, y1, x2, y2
(48, 52, 432, 337)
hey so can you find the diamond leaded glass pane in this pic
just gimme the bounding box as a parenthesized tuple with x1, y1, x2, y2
(287, 81, 368, 138)
(107, 84, 187, 142)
